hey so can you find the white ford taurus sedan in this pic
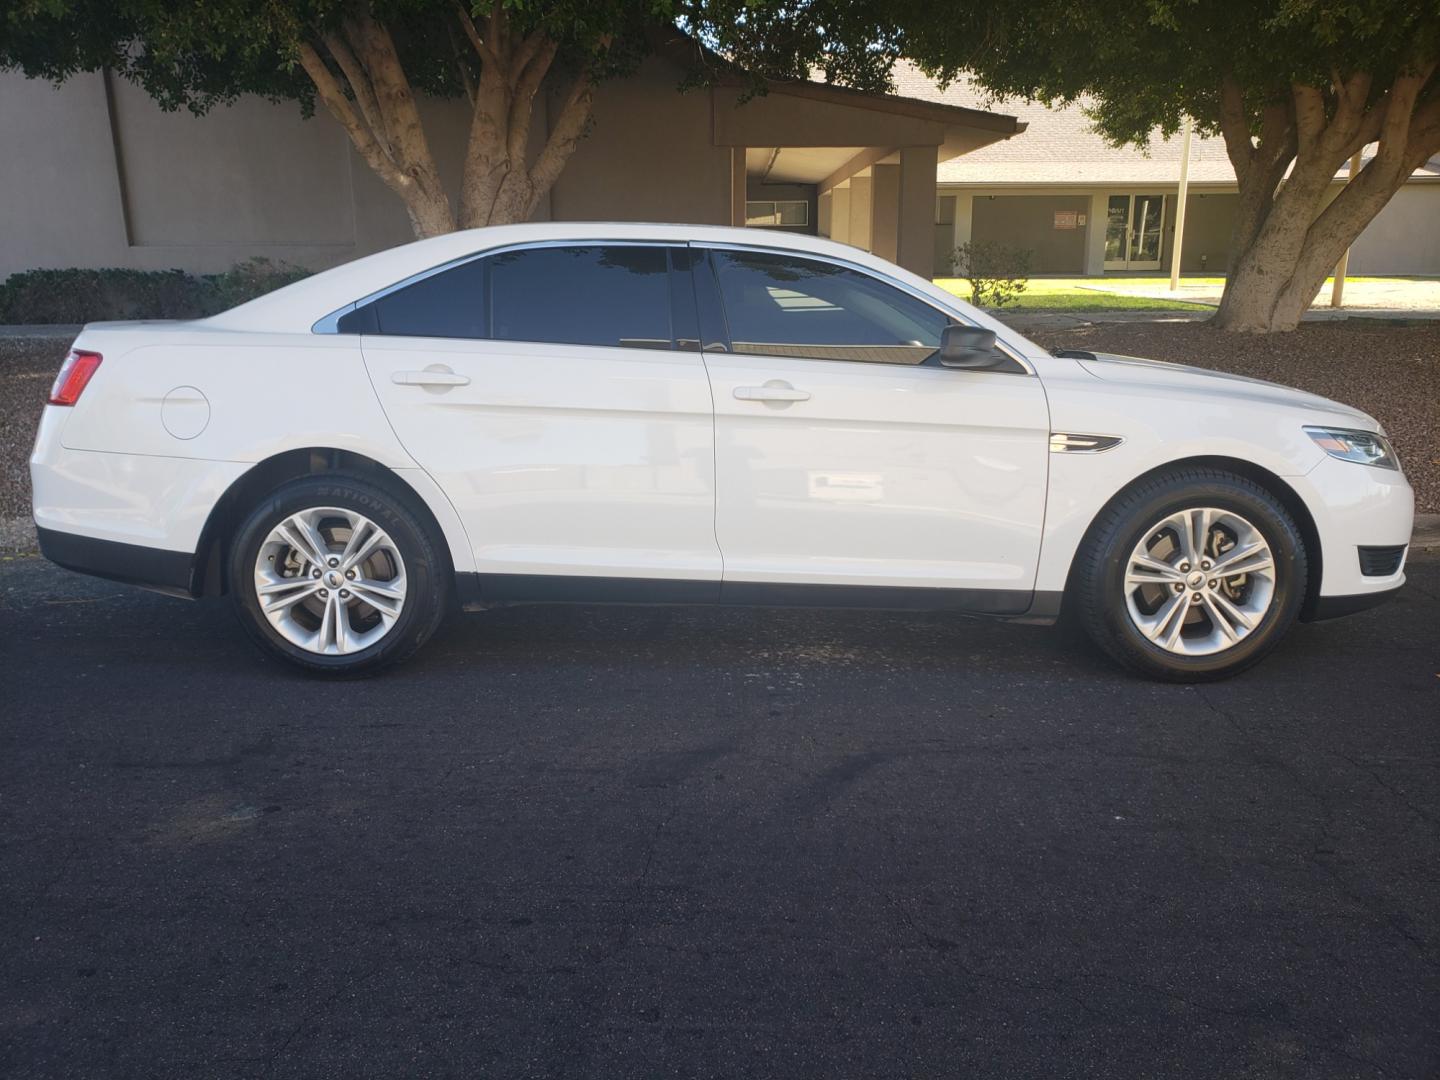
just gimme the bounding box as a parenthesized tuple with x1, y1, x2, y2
(31, 223, 1413, 680)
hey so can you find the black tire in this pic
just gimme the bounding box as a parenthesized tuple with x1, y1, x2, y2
(227, 473, 448, 676)
(1071, 468, 1308, 682)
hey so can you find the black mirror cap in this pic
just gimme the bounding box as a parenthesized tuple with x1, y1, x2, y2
(938, 324, 1005, 370)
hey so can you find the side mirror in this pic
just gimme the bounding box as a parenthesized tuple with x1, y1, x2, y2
(938, 325, 1003, 370)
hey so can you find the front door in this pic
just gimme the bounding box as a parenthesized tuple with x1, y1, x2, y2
(694, 246, 1050, 609)
(1104, 194, 1167, 271)
(360, 243, 721, 592)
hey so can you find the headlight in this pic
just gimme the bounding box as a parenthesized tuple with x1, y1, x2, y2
(1304, 426, 1399, 470)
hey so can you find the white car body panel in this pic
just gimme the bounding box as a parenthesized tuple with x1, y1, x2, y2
(361, 334, 720, 581)
(31, 404, 248, 552)
(703, 350, 1048, 592)
(29, 222, 1414, 623)
(55, 328, 413, 467)
(1028, 351, 1411, 599)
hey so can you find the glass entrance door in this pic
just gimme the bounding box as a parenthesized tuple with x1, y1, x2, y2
(1104, 194, 1167, 270)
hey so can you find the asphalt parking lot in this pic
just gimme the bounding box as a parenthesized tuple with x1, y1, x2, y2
(2, 554, 1437, 1079)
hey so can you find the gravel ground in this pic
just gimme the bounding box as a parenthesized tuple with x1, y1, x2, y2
(0, 337, 63, 548)
(1026, 319, 1440, 512)
(1, 322, 1436, 552)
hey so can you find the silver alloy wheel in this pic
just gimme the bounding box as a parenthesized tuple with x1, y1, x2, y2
(253, 506, 407, 656)
(1122, 506, 1276, 656)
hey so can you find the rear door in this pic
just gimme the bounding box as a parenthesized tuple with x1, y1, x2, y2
(694, 245, 1050, 609)
(359, 243, 720, 594)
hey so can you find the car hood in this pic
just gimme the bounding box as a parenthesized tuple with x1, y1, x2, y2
(1074, 351, 1380, 430)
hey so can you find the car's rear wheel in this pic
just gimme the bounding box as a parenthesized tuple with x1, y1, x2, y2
(228, 475, 447, 675)
(1072, 468, 1308, 681)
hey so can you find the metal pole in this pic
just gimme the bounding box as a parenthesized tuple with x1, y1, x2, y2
(1331, 151, 1363, 307)
(1169, 116, 1193, 292)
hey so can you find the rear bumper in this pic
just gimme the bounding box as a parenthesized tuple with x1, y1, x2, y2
(37, 526, 196, 598)
(30, 412, 248, 555)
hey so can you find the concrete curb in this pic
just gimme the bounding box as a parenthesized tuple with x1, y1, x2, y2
(1412, 514, 1440, 551)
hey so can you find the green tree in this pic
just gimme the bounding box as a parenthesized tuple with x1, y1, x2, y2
(900, 1, 1440, 332)
(0, 1, 896, 238)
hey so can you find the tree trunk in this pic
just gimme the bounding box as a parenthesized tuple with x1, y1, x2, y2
(1210, 68, 1440, 333)
(296, 6, 607, 239)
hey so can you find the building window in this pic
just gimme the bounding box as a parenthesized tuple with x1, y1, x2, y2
(745, 200, 809, 227)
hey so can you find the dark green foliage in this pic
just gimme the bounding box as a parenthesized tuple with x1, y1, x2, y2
(0, 1, 902, 119)
(0, 259, 310, 324)
(951, 241, 1031, 309)
(202, 258, 311, 313)
(897, 1, 1440, 149)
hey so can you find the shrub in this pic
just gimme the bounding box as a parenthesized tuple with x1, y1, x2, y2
(0, 268, 208, 324)
(951, 241, 1032, 309)
(0, 259, 311, 324)
(201, 258, 311, 314)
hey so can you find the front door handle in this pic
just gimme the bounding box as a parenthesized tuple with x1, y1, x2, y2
(733, 381, 811, 403)
(392, 367, 470, 387)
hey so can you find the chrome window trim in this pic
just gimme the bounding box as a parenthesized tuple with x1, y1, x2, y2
(310, 238, 684, 335)
(693, 240, 1037, 376)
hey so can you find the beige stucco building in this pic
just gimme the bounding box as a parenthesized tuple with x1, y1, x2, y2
(889, 68, 1440, 278)
(0, 52, 1021, 282)
(4, 54, 1436, 285)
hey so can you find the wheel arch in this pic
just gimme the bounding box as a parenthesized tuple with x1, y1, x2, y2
(191, 448, 456, 598)
(1064, 454, 1324, 620)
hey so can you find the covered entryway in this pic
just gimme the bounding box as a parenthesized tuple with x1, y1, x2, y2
(710, 82, 1024, 279)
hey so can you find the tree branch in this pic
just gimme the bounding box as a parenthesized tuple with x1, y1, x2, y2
(1372, 63, 1437, 177)
(506, 36, 558, 162)
(295, 41, 408, 194)
(445, 20, 477, 107)
(321, 30, 391, 156)
(458, 61, 515, 227)
(1217, 74, 1255, 183)
(1291, 82, 1327, 154)
(454, 2, 499, 68)
(486, 0, 507, 62)
(1407, 95, 1440, 169)
(343, 15, 430, 171)
(511, 29, 549, 81)
(527, 66, 598, 211)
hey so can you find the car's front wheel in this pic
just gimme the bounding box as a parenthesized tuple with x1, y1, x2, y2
(228, 474, 447, 675)
(1072, 468, 1308, 681)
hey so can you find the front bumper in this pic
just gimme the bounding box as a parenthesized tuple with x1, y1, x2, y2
(1293, 453, 1413, 609)
(1306, 585, 1405, 621)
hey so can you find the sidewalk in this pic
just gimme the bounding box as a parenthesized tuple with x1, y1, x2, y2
(1082, 276, 1440, 314)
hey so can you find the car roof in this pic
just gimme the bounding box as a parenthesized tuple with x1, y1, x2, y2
(202, 222, 927, 335)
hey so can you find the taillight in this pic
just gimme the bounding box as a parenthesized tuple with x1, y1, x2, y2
(48, 349, 102, 406)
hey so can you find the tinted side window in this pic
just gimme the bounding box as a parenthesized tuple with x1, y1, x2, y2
(709, 250, 950, 365)
(489, 245, 672, 349)
(358, 258, 486, 338)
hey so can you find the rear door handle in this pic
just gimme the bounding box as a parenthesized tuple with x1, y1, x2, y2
(392, 367, 470, 387)
(733, 382, 811, 403)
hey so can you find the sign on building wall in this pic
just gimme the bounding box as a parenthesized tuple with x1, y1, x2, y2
(1053, 210, 1079, 230)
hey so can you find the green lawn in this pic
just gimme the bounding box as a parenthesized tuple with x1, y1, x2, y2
(933, 274, 1431, 313)
(933, 278, 1214, 312)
